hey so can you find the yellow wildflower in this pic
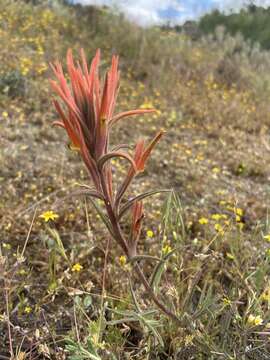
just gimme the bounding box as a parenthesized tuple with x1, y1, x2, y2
(119, 256, 127, 267)
(222, 297, 231, 306)
(2, 243, 11, 249)
(2, 111, 8, 118)
(215, 223, 225, 235)
(39, 210, 59, 222)
(184, 334, 194, 346)
(226, 253, 234, 260)
(24, 306, 32, 314)
(261, 288, 270, 301)
(199, 217, 208, 225)
(71, 263, 83, 272)
(235, 208, 243, 216)
(247, 314, 263, 326)
(235, 215, 241, 222)
(264, 234, 270, 242)
(146, 230, 154, 238)
(254, 316, 263, 326)
(162, 244, 172, 256)
(212, 167, 220, 174)
(212, 214, 222, 221)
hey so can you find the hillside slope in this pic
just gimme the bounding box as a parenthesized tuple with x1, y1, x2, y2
(1, 1, 270, 358)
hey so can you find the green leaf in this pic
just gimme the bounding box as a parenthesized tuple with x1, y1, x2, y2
(128, 254, 161, 264)
(83, 295, 92, 309)
(47, 227, 68, 261)
(149, 248, 178, 293)
(118, 189, 170, 219)
(88, 197, 114, 238)
(129, 277, 141, 312)
(137, 312, 164, 347)
(65, 338, 101, 360)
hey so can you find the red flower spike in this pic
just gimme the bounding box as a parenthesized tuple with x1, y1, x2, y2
(50, 49, 181, 323)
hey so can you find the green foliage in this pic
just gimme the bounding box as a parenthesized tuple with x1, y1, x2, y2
(0, 70, 26, 98)
(65, 338, 102, 360)
(198, 5, 270, 50)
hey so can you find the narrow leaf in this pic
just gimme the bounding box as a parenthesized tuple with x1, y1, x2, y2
(97, 151, 137, 172)
(88, 197, 114, 238)
(118, 189, 170, 219)
(128, 254, 161, 264)
(149, 248, 178, 293)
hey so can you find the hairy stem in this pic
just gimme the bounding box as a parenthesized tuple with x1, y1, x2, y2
(133, 263, 181, 324)
(98, 168, 180, 324)
(99, 170, 129, 256)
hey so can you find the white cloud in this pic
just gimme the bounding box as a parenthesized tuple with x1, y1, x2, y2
(72, 0, 270, 26)
(72, 0, 188, 25)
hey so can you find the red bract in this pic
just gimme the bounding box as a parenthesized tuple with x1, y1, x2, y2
(50, 49, 156, 188)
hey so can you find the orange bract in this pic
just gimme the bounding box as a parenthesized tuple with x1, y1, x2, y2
(50, 49, 163, 193)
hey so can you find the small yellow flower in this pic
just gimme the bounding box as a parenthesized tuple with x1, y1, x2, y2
(39, 210, 59, 222)
(261, 288, 270, 302)
(235, 215, 241, 222)
(71, 263, 83, 272)
(264, 234, 270, 242)
(235, 208, 243, 216)
(146, 230, 154, 238)
(212, 167, 220, 174)
(222, 297, 231, 306)
(119, 255, 127, 267)
(247, 314, 263, 326)
(254, 315, 263, 326)
(199, 217, 208, 225)
(226, 253, 234, 260)
(162, 244, 172, 256)
(215, 223, 225, 235)
(24, 306, 32, 314)
(2, 111, 8, 118)
(184, 334, 194, 346)
(2, 243, 11, 250)
(212, 214, 222, 221)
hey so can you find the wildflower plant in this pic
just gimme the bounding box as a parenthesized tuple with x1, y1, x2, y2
(50, 49, 179, 322)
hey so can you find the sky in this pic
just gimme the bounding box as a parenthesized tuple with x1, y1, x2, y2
(71, 0, 270, 26)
